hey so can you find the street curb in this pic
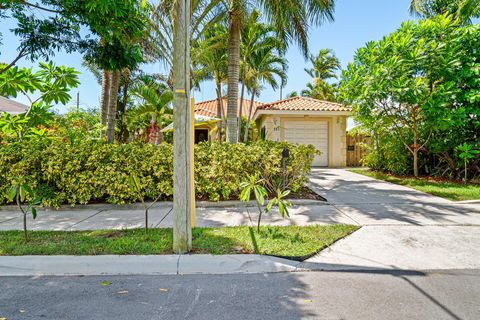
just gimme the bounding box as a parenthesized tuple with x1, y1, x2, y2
(0, 199, 327, 212)
(0, 254, 301, 276)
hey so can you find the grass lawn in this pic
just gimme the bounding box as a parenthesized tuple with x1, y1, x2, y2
(0, 225, 358, 260)
(350, 169, 480, 201)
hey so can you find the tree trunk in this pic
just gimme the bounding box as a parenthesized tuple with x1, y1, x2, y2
(172, 0, 193, 253)
(413, 150, 419, 177)
(226, 8, 241, 143)
(149, 114, 157, 144)
(412, 116, 419, 177)
(106, 70, 120, 143)
(237, 73, 246, 142)
(215, 78, 223, 141)
(243, 87, 256, 143)
(120, 69, 130, 143)
(100, 70, 111, 127)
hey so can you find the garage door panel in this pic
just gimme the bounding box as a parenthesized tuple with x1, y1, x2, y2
(283, 120, 329, 167)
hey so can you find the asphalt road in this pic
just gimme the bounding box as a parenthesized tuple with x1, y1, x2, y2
(1, 270, 479, 320)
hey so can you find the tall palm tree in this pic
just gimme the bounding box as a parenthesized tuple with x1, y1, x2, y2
(301, 48, 339, 102)
(304, 48, 340, 82)
(225, 0, 335, 143)
(191, 24, 229, 140)
(237, 10, 286, 140)
(243, 46, 287, 142)
(409, 0, 480, 21)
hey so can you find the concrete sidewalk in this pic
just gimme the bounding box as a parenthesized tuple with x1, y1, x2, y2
(0, 200, 353, 231)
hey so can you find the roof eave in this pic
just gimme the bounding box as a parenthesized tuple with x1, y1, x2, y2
(253, 109, 351, 120)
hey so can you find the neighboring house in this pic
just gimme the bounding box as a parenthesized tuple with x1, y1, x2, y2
(189, 98, 264, 143)
(253, 96, 351, 167)
(0, 96, 28, 115)
(194, 98, 264, 119)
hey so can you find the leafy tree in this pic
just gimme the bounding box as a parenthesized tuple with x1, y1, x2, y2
(0, 62, 79, 142)
(456, 143, 480, 183)
(340, 15, 478, 177)
(6, 180, 41, 240)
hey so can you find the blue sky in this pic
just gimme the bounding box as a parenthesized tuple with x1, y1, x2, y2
(1, 0, 412, 113)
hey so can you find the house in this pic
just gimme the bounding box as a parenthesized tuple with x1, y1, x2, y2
(189, 98, 264, 142)
(253, 96, 352, 167)
(168, 96, 352, 167)
(0, 96, 28, 115)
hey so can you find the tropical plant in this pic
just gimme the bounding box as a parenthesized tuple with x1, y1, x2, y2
(240, 175, 291, 232)
(339, 15, 477, 177)
(128, 173, 166, 233)
(456, 143, 480, 183)
(240, 10, 287, 142)
(5, 180, 41, 240)
(225, 0, 335, 143)
(300, 48, 340, 101)
(409, 0, 480, 21)
(130, 80, 173, 144)
(0, 62, 79, 142)
(192, 23, 229, 140)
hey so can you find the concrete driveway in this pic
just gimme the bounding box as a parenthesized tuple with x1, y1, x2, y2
(304, 168, 480, 270)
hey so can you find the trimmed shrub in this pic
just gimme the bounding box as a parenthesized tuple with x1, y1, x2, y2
(0, 140, 315, 206)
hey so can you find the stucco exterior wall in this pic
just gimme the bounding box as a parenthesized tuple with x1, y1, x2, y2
(258, 114, 347, 167)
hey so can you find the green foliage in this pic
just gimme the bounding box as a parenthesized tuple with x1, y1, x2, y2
(0, 62, 79, 142)
(340, 15, 480, 178)
(240, 174, 292, 232)
(4, 179, 41, 240)
(456, 143, 480, 182)
(0, 140, 315, 207)
(50, 107, 102, 146)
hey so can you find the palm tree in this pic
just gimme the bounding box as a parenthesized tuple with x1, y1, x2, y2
(130, 80, 173, 144)
(301, 81, 336, 101)
(237, 10, 286, 140)
(301, 48, 340, 102)
(409, 0, 480, 21)
(191, 24, 229, 140)
(304, 48, 340, 82)
(225, 0, 335, 143)
(243, 46, 287, 142)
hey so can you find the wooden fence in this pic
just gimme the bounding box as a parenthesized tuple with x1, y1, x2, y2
(346, 134, 370, 167)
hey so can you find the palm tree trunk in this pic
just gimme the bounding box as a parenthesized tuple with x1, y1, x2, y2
(215, 78, 223, 141)
(243, 87, 256, 143)
(106, 69, 120, 143)
(226, 7, 241, 143)
(120, 69, 130, 143)
(237, 72, 246, 142)
(100, 70, 111, 127)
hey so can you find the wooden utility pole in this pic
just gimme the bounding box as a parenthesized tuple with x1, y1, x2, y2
(172, 0, 193, 253)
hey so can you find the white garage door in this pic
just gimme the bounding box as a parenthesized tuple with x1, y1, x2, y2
(284, 121, 329, 166)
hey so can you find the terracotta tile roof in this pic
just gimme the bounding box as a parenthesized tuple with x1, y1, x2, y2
(0, 96, 28, 115)
(257, 96, 351, 112)
(194, 98, 264, 118)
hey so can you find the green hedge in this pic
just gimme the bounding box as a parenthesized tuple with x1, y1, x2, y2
(0, 140, 315, 206)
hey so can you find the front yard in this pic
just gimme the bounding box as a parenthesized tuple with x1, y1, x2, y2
(350, 169, 480, 201)
(0, 225, 358, 260)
